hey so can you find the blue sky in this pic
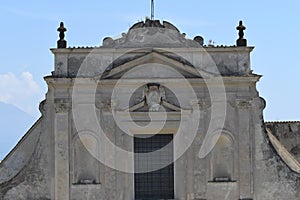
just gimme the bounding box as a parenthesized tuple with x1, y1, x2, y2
(0, 0, 299, 158)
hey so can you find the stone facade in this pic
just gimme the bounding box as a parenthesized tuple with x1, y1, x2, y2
(0, 19, 300, 200)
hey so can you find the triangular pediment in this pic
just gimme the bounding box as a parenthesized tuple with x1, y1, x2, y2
(102, 51, 204, 79)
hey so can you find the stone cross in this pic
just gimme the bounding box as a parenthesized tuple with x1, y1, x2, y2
(236, 20, 247, 47)
(236, 21, 246, 39)
(57, 22, 67, 48)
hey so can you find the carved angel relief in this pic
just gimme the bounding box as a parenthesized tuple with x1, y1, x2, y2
(121, 83, 181, 112)
(144, 83, 165, 111)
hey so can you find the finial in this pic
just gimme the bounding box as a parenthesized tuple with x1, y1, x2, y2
(57, 22, 67, 48)
(236, 20, 247, 47)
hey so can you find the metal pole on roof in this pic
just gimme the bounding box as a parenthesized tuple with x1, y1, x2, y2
(151, 0, 154, 20)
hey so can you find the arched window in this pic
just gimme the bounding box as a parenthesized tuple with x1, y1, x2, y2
(73, 133, 100, 184)
(211, 133, 234, 182)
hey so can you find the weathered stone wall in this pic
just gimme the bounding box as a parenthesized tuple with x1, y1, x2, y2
(0, 118, 53, 199)
(266, 122, 300, 161)
(252, 121, 300, 199)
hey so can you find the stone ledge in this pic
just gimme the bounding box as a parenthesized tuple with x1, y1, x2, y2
(71, 183, 101, 189)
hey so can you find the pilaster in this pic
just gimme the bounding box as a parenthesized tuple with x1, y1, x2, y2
(236, 99, 253, 199)
(54, 100, 71, 200)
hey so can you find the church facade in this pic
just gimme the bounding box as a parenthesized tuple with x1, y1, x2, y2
(0, 19, 300, 200)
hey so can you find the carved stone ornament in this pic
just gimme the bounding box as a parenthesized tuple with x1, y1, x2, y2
(236, 99, 252, 109)
(54, 100, 71, 113)
(190, 99, 211, 110)
(144, 83, 165, 111)
(117, 84, 182, 112)
(95, 99, 116, 113)
(101, 20, 203, 48)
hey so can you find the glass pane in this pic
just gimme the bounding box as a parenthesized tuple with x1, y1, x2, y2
(134, 134, 174, 199)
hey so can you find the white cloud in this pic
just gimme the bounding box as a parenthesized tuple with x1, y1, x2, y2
(0, 72, 43, 116)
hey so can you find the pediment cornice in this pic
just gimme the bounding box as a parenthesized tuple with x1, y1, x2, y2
(101, 51, 205, 79)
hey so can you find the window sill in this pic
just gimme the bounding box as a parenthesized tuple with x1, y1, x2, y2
(71, 183, 102, 189)
(210, 177, 236, 182)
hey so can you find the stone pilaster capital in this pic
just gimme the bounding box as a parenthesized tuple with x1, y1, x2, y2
(236, 98, 252, 109)
(54, 99, 71, 113)
(95, 99, 112, 112)
(190, 99, 211, 110)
